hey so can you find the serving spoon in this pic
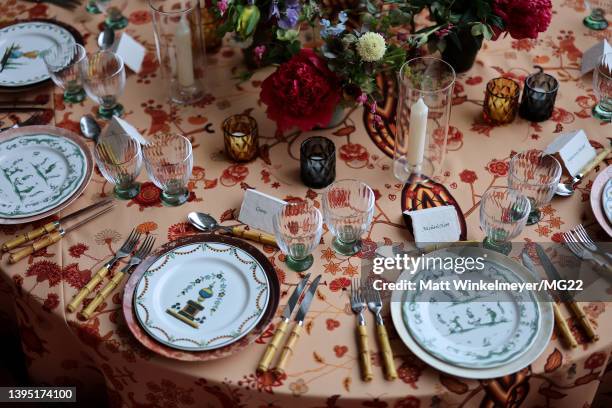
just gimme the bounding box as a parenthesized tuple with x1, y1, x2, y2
(187, 211, 277, 247)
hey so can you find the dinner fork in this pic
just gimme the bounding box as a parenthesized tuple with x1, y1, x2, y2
(67, 229, 141, 312)
(350, 278, 372, 382)
(0, 112, 49, 132)
(571, 225, 612, 260)
(365, 284, 397, 380)
(81, 235, 156, 319)
(563, 231, 612, 273)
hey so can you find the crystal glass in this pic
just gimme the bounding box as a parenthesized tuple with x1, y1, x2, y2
(149, 0, 207, 104)
(519, 66, 559, 122)
(96, 0, 128, 29)
(322, 179, 375, 256)
(43, 43, 87, 103)
(483, 78, 520, 125)
(583, 0, 609, 30)
(593, 52, 612, 121)
(81, 51, 126, 119)
(479, 187, 531, 255)
(94, 134, 142, 199)
(273, 202, 323, 272)
(86, 0, 102, 14)
(300, 136, 336, 189)
(394, 57, 456, 181)
(143, 133, 193, 206)
(222, 114, 258, 162)
(508, 151, 562, 225)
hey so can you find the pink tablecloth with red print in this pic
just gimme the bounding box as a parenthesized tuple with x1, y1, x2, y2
(0, 0, 611, 407)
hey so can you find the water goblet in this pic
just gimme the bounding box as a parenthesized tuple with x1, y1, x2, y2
(593, 52, 612, 122)
(42, 43, 88, 104)
(583, 0, 609, 30)
(273, 201, 323, 272)
(94, 134, 142, 199)
(322, 179, 375, 256)
(96, 0, 128, 29)
(143, 133, 193, 206)
(479, 187, 531, 255)
(81, 51, 126, 119)
(508, 151, 562, 225)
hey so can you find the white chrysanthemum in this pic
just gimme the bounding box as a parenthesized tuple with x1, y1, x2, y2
(356, 32, 386, 62)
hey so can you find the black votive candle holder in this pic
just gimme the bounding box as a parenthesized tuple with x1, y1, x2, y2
(519, 66, 559, 122)
(300, 136, 335, 189)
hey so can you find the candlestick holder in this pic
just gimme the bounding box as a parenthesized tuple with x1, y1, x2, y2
(149, 0, 207, 104)
(222, 114, 259, 162)
(483, 78, 520, 125)
(519, 66, 559, 122)
(394, 57, 456, 182)
(300, 136, 335, 189)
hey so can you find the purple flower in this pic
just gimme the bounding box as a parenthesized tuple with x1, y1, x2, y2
(254, 45, 266, 62)
(218, 0, 228, 15)
(270, 0, 301, 30)
(357, 93, 367, 105)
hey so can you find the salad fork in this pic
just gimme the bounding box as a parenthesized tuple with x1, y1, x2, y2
(350, 278, 372, 382)
(81, 235, 156, 319)
(365, 284, 397, 380)
(67, 229, 140, 312)
(563, 231, 612, 273)
(571, 225, 612, 260)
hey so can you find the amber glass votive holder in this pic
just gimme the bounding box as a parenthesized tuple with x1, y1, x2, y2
(483, 78, 520, 125)
(519, 67, 559, 122)
(300, 136, 336, 189)
(222, 114, 258, 162)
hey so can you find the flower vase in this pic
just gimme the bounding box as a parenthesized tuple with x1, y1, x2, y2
(441, 29, 483, 73)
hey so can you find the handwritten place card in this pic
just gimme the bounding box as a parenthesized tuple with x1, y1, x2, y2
(114, 33, 146, 73)
(581, 39, 612, 75)
(544, 130, 596, 177)
(403, 206, 460, 248)
(238, 189, 286, 234)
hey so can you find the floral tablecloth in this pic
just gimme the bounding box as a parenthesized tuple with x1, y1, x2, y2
(0, 0, 611, 407)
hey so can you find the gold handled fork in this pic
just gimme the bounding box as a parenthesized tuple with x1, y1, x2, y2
(350, 278, 372, 382)
(365, 284, 397, 380)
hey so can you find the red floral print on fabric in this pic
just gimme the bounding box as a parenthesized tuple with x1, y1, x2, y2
(220, 164, 249, 187)
(26, 260, 62, 287)
(68, 243, 88, 258)
(459, 169, 478, 184)
(128, 9, 151, 25)
(43, 293, 60, 312)
(486, 159, 510, 177)
(329, 277, 350, 292)
(62, 263, 92, 289)
(167, 222, 199, 241)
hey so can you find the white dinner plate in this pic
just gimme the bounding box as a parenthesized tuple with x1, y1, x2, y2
(0, 22, 75, 87)
(602, 178, 612, 225)
(590, 166, 612, 237)
(134, 241, 270, 351)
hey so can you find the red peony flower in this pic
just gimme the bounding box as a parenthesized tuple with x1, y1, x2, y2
(486, 159, 509, 177)
(459, 169, 478, 184)
(260, 49, 341, 131)
(493, 0, 552, 40)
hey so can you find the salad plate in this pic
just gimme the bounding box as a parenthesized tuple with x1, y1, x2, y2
(602, 178, 612, 224)
(590, 166, 612, 237)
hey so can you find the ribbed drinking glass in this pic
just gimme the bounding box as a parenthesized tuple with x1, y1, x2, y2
(273, 201, 323, 272)
(508, 151, 561, 225)
(43, 43, 87, 103)
(81, 51, 126, 119)
(94, 134, 142, 199)
(95, 0, 128, 29)
(143, 133, 193, 206)
(322, 179, 375, 256)
(593, 52, 612, 121)
(479, 187, 531, 255)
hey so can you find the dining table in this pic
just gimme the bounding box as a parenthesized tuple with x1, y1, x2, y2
(0, 0, 611, 407)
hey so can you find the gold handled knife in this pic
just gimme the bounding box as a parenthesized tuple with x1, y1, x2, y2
(2, 198, 114, 252)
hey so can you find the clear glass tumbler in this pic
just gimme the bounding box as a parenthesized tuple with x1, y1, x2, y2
(394, 57, 456, 181)
(322, 179, 375, 256)
(43, 43, 88, 104)
(508, 151, 562, 225)
(273, 201, 323, 272)
(149, 0, 207, 104)
(593, 52, 612, 122)
(96, 0, 128, 29)
(81, 50, 126, 119)
(480, 187, 531, 255)
(143, 133, 193, 206)
(94, 134, 142, 199)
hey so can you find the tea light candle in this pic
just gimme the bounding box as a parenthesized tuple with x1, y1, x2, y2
(300, 136, 335, 189)
(483, 78, 521, 125)
(406, 97, 429, 173)
(519, 66, 559, 122)
(175, 16, 195, 88)
(222, 114, 258, 162)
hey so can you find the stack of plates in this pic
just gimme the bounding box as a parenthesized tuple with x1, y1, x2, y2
(590, 165, 612, 237)
(0, 126, 93, 225)
(390, 247, 553, 379)
(123, 234, 280, 361)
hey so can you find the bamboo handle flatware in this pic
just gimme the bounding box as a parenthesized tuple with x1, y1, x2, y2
(581, 146, 611, 177)
(552, 303, 578, 348)
(230, 227, 277, 247)
(272, 324, 302, 378)
(258, 319, 289, 373)
(81, 271, 127, 319)
(9, 231, 63, 263)
(357, 324, 373, 382)
(2, 221, 58, 251)
(567, 300, 598, 342)
(375, 323, 397, 380)
(67, 265, 110, 313)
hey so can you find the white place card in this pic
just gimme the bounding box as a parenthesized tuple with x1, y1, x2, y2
(114, 33, 146, 73)
(102, 116, 149, 145)
(581, 39, 612, 75)
(404, 206, 460, 248)
(544, 129, 596, 177)
(238, 189, 287, 234)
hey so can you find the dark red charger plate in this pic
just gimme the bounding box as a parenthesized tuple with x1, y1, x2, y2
(122, 233, 281, 362)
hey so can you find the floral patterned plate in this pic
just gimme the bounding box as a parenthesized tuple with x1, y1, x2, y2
(0, 126, 91, 220)
(391, 246, 553, 379)
(0, 21, 75, 87)
(133, 235, 271, 352)
(590, 166, 612, 237)
(602, 178, 612, 225)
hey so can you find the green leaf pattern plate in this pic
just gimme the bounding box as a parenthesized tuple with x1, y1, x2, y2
(402, 254, 541, 369)
(134, 242, 270, 352)
(0, 134, 87, 218)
